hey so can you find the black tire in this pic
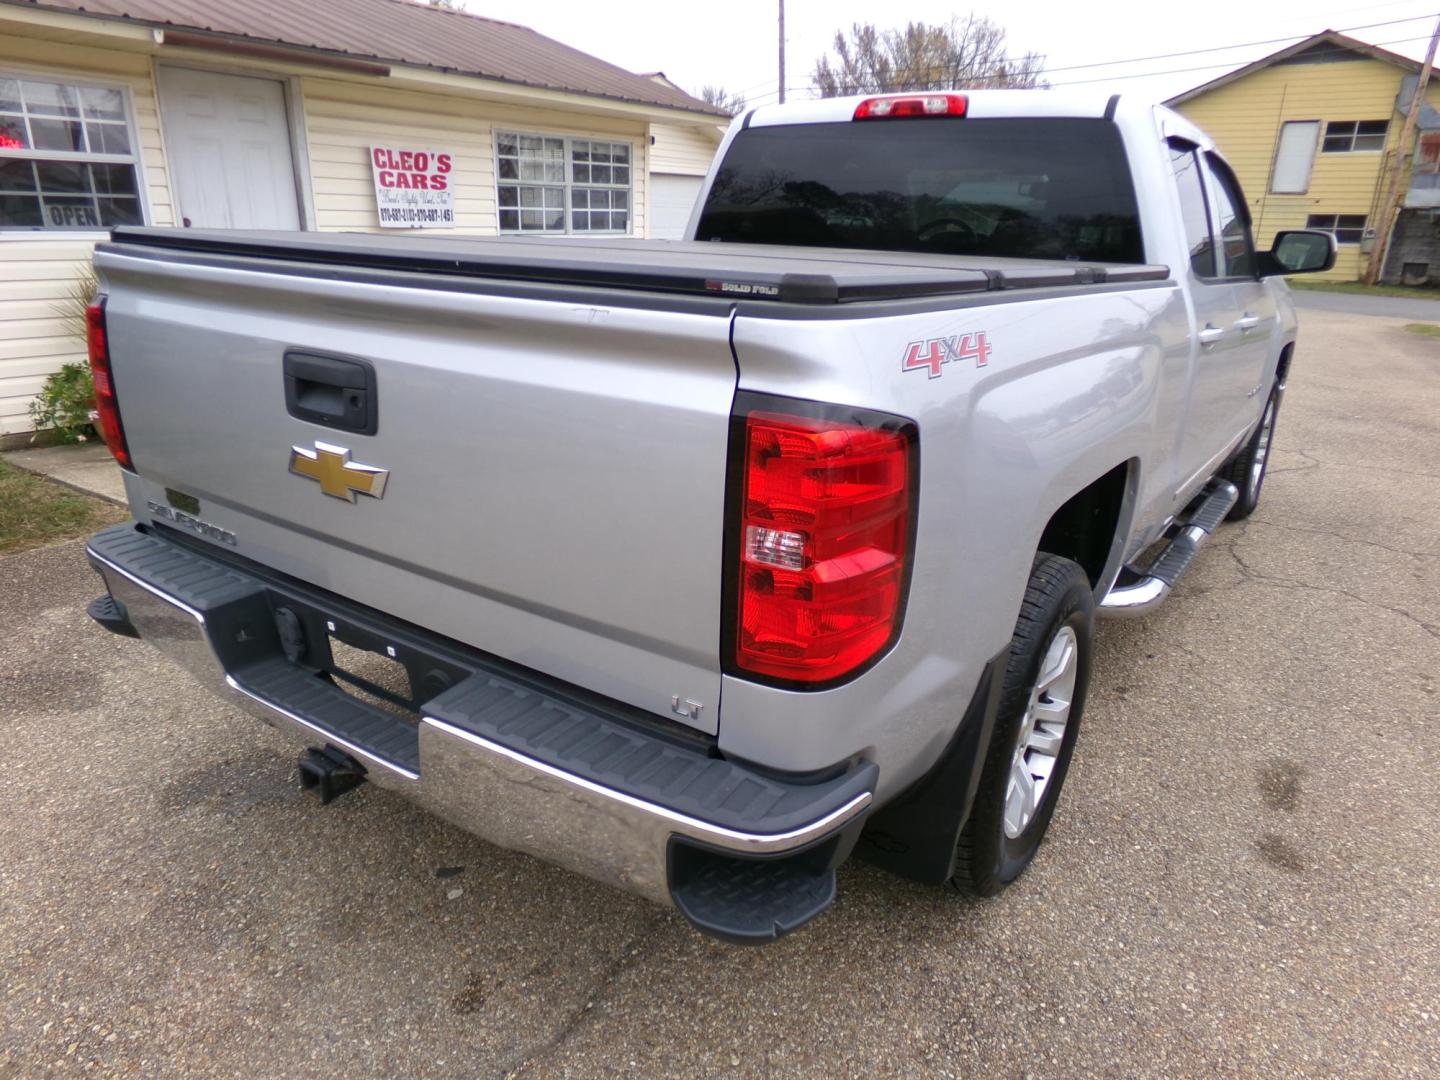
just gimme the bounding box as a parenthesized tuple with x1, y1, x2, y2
(950, 554, 1093, 897)
(1219, 386, 1280, 521)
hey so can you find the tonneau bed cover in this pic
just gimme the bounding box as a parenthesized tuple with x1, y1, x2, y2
(103, 227, 1170, 305)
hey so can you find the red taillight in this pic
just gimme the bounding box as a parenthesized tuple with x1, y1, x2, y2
(853, 93, 967, 120)
(86, 297, 131, 470)
(732, 407, 914, 685)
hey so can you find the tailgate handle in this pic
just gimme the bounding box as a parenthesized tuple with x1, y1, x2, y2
(283, 351, 378, 436)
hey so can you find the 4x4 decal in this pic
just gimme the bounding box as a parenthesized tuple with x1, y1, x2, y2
(903, 332, 991, 378)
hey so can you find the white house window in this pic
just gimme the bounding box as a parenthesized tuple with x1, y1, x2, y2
(1306, 213, 1367, 244)
(1321, 120, 1388, 153)
(496, 131, 631, 234)
(0, 75, 143, 230)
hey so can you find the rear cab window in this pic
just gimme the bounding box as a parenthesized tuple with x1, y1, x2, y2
(695, 117, 1143, 263)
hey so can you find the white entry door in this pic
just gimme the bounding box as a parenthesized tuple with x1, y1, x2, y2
(157, 67, 300, 229)
(649, 173, 704, 238)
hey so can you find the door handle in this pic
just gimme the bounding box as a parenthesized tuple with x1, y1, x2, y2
(1234, 314, 1260, 332)
(1198, 324, 1225, 346)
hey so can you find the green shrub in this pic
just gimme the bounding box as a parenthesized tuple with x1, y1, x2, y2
(28, 362, 97, 444)
(29, 263, 101, 443)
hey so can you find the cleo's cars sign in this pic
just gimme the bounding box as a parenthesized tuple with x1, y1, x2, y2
(370, 145, 455, 228)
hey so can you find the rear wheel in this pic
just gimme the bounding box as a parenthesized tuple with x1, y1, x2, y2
(1220, 386, 1280, 521)
(951, 554, 1093, 896)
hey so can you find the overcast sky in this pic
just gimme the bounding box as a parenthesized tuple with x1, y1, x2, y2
(464, 0, 1439, 107)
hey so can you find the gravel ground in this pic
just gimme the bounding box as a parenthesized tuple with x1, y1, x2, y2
(2, 309, 1437, 1078)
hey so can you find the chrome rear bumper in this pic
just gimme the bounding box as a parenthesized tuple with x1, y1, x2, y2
(87, 524, 874, 940)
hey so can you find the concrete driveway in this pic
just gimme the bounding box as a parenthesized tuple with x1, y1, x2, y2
(2, 309, 1437, 1078)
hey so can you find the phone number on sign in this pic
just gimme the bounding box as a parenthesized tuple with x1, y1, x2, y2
(378, 206, 455, 225)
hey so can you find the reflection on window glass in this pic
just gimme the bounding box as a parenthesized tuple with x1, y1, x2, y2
(496, 131, 632, 234)
(1170, 144, 1215, 277)
(0, 76, 143, 230)
(0, 114, 27, 150)
(21, 80, 80, 117)
(696, 118, 1143, 262)
(1206, 157, 1255, 277)
(1321, 119, 1388, 153)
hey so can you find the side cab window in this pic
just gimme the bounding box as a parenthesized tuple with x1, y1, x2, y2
(1204, 154, 1257, 278)
(1168, 139, 1217, 278)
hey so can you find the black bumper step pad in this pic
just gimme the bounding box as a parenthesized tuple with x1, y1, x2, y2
(668, 842, 844, 945)
(90, 524, 422, 775)
(90, 524, 875, 842)
(235, 656, 420, 773)
(427, 675, 876, 837)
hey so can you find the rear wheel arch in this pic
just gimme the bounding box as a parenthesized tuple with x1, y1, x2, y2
(1275, 341, 1295, 390)
(1036, 460, 1136, 591)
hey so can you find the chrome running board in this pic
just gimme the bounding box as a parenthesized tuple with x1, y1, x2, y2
(1101, 479, 1238, 617)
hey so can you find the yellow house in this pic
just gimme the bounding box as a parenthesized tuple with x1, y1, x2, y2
(1167, 30, 1438, 282)
(0, 0, 726, 438)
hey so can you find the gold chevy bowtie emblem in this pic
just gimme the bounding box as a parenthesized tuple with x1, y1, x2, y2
(288, 442, 389, 502)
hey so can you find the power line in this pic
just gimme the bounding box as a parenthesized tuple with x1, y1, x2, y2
(1046, 34, 1432, 86)
(742, 13, 1438, 106)
(743, 28, 1436, 105)
(1023, 12, 1437, 76)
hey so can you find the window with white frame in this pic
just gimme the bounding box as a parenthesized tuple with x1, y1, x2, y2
(496, 132, 631, 234)
(0, 75, 144, 230)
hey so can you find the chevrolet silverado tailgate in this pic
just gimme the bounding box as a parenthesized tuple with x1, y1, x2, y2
(93, 234, 739, 732)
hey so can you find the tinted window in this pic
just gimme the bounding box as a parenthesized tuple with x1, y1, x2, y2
(1169, 143, 1216, 277)
(696, 118, 1143, 263)
(1206, 155, 1255, 277)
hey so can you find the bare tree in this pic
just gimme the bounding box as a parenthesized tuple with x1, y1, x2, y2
(813, 17, 1046, 97)
(697, 84, 747, 116)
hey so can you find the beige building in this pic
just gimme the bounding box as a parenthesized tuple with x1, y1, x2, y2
(0, 0, 726, 436)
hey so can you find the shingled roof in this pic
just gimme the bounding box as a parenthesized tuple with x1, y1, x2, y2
(5, 0, 727, 117)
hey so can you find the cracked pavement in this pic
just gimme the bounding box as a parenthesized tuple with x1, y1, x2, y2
(2, 309, 1438, 1077)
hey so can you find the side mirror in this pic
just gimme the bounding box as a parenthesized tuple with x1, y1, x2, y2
(1259, 229, 1337, 276)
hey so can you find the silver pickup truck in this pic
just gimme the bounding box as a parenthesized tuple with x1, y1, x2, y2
(84, 91, 1334, 943)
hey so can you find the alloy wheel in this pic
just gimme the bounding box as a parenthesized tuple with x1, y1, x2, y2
(1003, 625, 1079, 839)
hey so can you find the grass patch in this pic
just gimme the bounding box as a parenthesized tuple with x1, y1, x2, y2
(0, 457, 125, 557)
(1287, 279, 1440, 301)
(1403, 322, 1440, 338)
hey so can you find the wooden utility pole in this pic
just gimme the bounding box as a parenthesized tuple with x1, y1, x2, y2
(777, 0, 789, 105)
(1364, 14, 1440, 285)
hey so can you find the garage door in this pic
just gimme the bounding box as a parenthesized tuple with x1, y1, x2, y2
(649, 174, 704, 239)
